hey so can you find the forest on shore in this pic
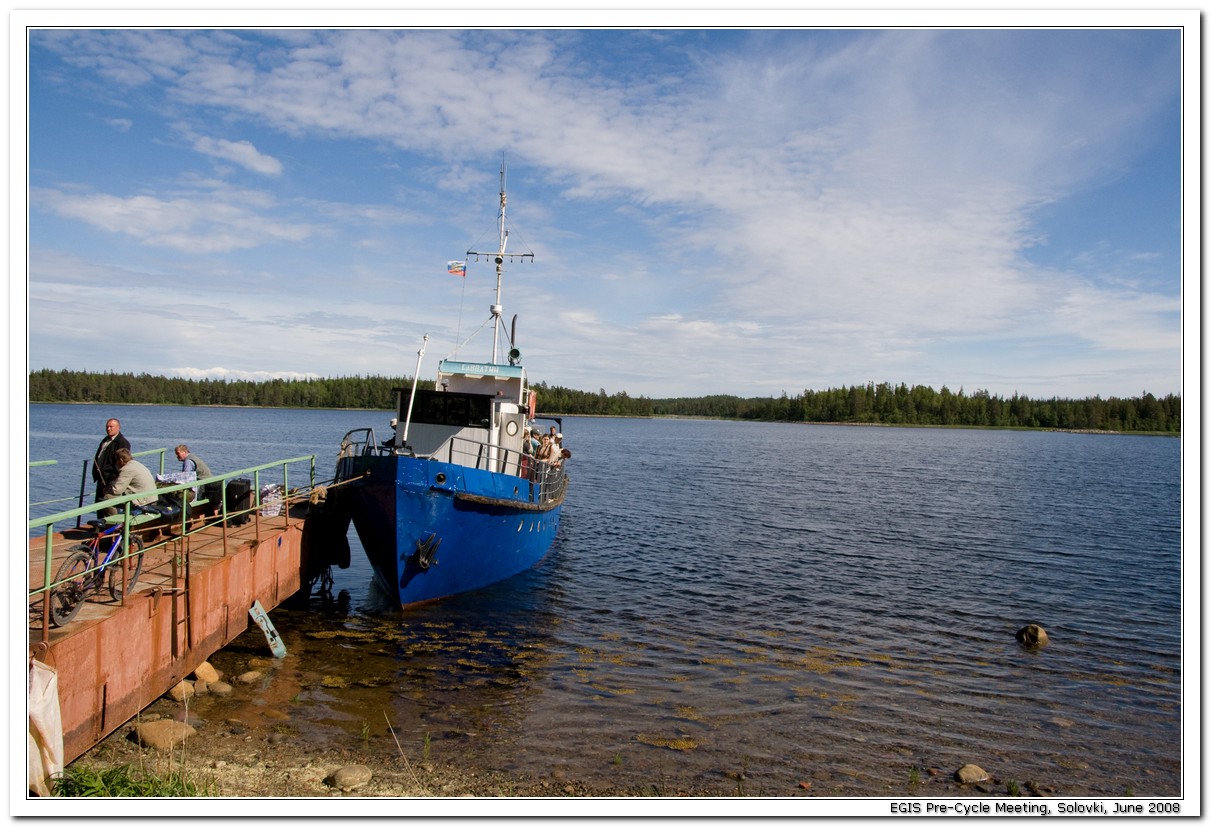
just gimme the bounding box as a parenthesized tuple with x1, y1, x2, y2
(28, 368, 1181, 434)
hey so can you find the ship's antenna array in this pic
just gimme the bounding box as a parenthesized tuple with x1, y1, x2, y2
(464, 160, 533, 363)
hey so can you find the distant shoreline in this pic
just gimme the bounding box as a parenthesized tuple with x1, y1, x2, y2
(27, 401, 1178, 437)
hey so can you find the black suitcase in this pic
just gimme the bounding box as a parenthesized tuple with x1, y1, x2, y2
(226, 478, 252, 525)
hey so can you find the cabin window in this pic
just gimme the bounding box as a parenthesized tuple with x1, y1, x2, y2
(405, 389, 492, 429)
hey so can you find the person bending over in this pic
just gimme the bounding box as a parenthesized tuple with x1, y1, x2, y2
(100, 448, 158, 518)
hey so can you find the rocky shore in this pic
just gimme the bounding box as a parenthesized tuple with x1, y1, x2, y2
(51, 650, 1100, 801)
(62, 659, 713, 799)
(68, 710, 1061, 801)
(62, 683, 1065, 802)
(75, 709, 617, 798)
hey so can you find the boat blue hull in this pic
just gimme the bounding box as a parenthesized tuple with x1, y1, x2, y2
(343, 453, 563, 607)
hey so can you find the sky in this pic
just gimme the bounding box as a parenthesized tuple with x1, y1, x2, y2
(18, 15, 1195, 401)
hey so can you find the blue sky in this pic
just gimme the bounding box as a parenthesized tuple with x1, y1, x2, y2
(20, 20, 1193, 400)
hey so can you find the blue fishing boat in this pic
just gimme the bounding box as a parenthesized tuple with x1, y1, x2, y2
(332, 167, 568, 608)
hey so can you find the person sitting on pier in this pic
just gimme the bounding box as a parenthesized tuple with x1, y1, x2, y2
(174, 444, 213, 481)
(100, 448, 159, 518)
(175, 444, 220, 516)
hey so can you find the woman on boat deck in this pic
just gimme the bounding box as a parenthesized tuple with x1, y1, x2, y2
(100, 448, 158, 517)
(536, 433, 560, 464)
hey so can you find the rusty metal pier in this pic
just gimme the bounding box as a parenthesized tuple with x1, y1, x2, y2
(26, 473, 343, 771)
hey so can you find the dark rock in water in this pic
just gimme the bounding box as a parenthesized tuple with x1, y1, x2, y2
(172, 709, 206, 727)
(1016, 624, 1049, 648)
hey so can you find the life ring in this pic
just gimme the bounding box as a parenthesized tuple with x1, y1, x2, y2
(528, 390, 537, 420)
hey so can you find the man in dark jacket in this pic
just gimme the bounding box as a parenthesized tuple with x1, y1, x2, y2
(92, 417, 131, 512)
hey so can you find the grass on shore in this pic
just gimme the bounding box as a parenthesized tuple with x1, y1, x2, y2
(53, 763, 215, 797)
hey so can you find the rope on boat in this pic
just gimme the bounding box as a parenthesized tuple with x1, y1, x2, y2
(449, 313, 495, 361)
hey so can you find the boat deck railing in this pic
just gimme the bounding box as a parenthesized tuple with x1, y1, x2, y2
(28, 453, 321, 643)
(335, 428, 568, 504)
(443, 436, 568, 503)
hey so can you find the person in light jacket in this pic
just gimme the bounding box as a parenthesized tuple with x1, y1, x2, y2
(101, 448, 158, 518)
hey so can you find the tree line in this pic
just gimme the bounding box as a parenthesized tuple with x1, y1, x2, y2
(29, 369, 1180, 434)
(28, 369, 433, 410)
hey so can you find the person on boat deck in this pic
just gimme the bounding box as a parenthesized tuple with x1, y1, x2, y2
(100, 448, 158, 518)
(381, 418, 398, 448)
(536, 433, 559, 464)
(91, 417, 131, 513)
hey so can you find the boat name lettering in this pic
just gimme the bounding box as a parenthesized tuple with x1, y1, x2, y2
(444, 360, 518, 376)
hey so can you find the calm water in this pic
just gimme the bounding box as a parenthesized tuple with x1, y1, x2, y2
(26, 404, 1184, 796)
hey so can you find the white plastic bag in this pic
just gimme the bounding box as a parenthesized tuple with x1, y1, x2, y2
(259, 483, 284, 517)
(28, 658, 63, 797)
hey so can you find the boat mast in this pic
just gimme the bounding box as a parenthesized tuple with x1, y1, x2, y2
(466, 161, 532, 364)
(401, 333, 428, 448)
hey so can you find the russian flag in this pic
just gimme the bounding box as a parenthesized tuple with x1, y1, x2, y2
(447, 260, 466, 277)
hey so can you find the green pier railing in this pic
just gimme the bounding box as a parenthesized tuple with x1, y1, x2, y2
(28, 453, 321, 644)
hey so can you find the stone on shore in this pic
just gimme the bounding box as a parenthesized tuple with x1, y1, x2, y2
(194, 661, 220, 683)
(955, 764, 990, 783)
(130, 719, 197, 751)
(166, 680, 195, 702)
(209, 680, 234, 696)
(326, 765, 373, 791)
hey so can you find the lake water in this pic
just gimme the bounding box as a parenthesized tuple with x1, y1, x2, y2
(25, 404, 1185, 799)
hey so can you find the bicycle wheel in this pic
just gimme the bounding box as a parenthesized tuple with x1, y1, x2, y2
(48, 547, 94, 627)
(107, 534, 145, 602)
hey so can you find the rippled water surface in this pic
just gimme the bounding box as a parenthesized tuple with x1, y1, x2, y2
(28, 405, 1184, 796)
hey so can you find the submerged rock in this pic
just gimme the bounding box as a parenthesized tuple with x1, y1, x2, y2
(1015, 624, 1049, 648)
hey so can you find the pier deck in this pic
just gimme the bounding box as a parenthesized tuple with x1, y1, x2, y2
(27, 507, 311, 767)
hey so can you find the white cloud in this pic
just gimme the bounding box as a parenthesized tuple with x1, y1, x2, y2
(32, 186, 313, 253)
(26, 28, 1185, 398)
(171, 367, 322, 382)
(192, 136, 283, 175)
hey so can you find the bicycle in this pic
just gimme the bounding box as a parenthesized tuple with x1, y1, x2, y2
(46, 517, 146, 627)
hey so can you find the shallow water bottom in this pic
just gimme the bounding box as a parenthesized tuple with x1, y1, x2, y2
(195, 585, 1180, 800)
